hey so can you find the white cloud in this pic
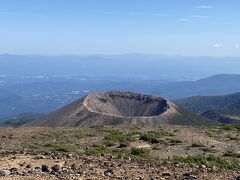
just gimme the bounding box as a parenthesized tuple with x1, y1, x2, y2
(197, 5, 214, 9)
(213, 44, 223, 48)
(153, 13, 167, 17)
(190, 15, 210, 19)
(235, 44, 239, 49)
(178, 18, 189, 22)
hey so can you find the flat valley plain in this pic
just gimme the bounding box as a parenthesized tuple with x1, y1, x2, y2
(0, 124, 239, 179)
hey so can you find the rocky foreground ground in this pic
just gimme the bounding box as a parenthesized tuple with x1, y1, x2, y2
(0, 125, 239, 179)
(0, 152, 239, 180)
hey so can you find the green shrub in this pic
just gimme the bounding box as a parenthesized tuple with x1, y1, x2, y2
(25, 144, 40, 151)
(200, 146, 216, 153)
(74, 131, 86, 139)
(140, 133, 160, 143)
(85, 144, 107, 156)
(139, 131, 168, 144)
(118, 142, 128, 148)
(104, 140, 115, 147)
(191, 141, 205, 147)
(168, 138, 183, 145)
(104, 130, 134, 144)
(131, 147, 146, 156)
(45, 142, 79, 153)
(223, 150, 240, 158)
(165, 155, 240, 170)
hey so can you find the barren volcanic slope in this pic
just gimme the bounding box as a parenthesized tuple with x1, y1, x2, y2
(28, 91, 216, 127)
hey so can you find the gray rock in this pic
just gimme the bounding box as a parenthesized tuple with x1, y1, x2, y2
(26, 164, 32, 168)
(41, 165, 50, 172)
(34, 166, 41, 172)
(51, 164, 61, 172)
(162, 172, 172, 176)
(10, 167, 18, 172)
(0, 170, 11, 176)
(183, 172, 198, 179)
(187, 175, 198, 179)
(104, 168, 114, 176)
(71, 163, 77, 170)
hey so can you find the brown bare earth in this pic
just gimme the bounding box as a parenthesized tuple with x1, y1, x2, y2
(0, 125, 239, 179)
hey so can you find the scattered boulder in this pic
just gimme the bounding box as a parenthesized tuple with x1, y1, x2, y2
(51, 164, 61, 172)
(10, 167, 18, 172)
(0, 170, 11, 176)
(71, 163, 77, 170)
(104, 168, 114, 176)
(184, 174, 198, 179)
(26, 164, 32, 169)
(162, 172, 172, 176)
(200, 165, 206, 169)
(41, 165, 50, 173)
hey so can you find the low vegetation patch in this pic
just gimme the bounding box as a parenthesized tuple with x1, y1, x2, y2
(223, 149, 240, 158)
(130, 147, 149, 160)
(200, 147, 216, 153)
(220, 125, 240, 131)
(104, 130, 135, 147)
(24, 143, 41, 152)
(165, 155, 240, 170)
(139, 130, 169, 144)
(226, 134, 240, 142)
(191, 141, 205, 147)
(45, 142, 79, 153)
(85, 144, 108, 156)
(168, 138, 183, 145)
(209, 124, 240, 131)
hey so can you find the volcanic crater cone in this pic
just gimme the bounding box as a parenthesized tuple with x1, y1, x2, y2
(83, 92, 169, 117)
(27, 91, 218, 127)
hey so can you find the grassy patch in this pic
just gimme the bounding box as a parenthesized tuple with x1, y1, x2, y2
(73, 130, 86, 139)
(130, 147, 149, 160)
(200, 147, 216, 153)
(191, 141, 205, 147)
(45, 142, 79, 153)
(139, 130, 169, 144)
(219, 125, 240, 131)
(226, 134, 240, 142)
(140, 133, 160, 143)
(223, 149, 240, 158)
(210, 124, 240, 131)
(104, 130, 135, 146)
(85, 144, 107, 156)
(168, 138, 183, 145)
(165, 155, 240, 170)
(24, 143, 41, 151)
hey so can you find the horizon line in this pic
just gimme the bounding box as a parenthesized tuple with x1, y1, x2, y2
(0, 53, 240, 59)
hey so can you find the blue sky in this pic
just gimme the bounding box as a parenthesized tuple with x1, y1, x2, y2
(0, 0, 239, 56)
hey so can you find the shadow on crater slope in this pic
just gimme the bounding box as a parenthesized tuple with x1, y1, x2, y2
(84, 92, 169, 117)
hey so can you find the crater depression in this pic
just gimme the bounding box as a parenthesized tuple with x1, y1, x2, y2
(84, 92, 169, 117)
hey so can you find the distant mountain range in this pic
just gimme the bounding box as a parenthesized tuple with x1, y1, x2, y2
(174, 92, 240, 113)
(1, 54, 240, 81)
(0, 113, 44, 127)
(175, 92, 240, 124)
(1, 74, 240, 118)
(152, 74, 240, 99)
